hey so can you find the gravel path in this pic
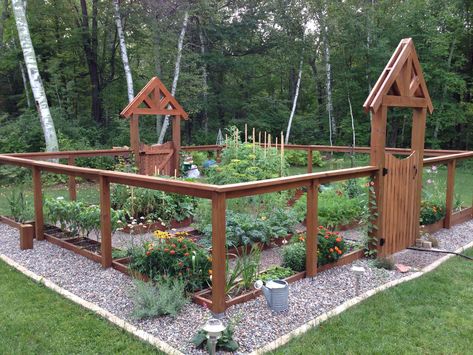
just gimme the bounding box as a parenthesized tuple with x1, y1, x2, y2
(1, 220, 472, 354)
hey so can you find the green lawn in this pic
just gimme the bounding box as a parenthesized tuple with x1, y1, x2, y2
(271, 248, 473, 355)
(0, 260, 160, 354)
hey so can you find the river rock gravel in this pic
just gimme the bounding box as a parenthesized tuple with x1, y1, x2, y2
(1, 220, 472, 354)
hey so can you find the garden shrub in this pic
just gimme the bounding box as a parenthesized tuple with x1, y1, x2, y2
(44, 197, 126, 238)
(130, 279, 188, 319)
(258, 266, 294, 281)
(205, 127, 287, 185)
(192, 319, 239, 352)
(284, 150, 324, 167)
(282, 228, 348, 271)
(6, 187, 32, 222)
(294, 188, 364, 229)
(127, 231, 211, 292)
(372, 256, 395, 270)
(420, 199, 446, 225)
(111, 185, 196, 225)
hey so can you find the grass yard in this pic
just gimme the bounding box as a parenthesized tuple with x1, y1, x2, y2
(0, 260, 160, 354)
(272, 248, 473, 354)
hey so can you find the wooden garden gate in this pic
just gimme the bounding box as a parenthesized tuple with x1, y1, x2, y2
(364, 38, 433, 256)
(381, 152, 419, 255)
(120, 77, 189, 176)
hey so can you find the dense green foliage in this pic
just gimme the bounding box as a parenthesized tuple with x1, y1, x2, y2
(1, 0, 472, 154)
(0, 260, 161, 354)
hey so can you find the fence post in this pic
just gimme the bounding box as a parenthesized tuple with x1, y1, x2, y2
(211, 191, 226, 315)
(306, 180, 318, 277)
(32, 166, 44, 241)
(99, 176, 112, 268)
(444, 159, 456, 229)
(307, 149, 313, 173)
(68, 157, 77, 201)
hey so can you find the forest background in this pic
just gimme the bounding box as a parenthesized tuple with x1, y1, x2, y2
(0, 0, 471, 154)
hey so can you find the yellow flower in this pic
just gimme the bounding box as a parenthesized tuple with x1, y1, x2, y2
(153, 230, 170, 239)
(261, 216, 267, 221)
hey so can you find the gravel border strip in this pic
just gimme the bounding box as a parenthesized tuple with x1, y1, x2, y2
(0, 254, 183, 355)
(250, 239, 473, 355)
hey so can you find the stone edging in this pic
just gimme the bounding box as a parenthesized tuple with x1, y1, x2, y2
(250, 240, 473, 355)
(2, 240, 473, 355)
(0, 254, 184, 355)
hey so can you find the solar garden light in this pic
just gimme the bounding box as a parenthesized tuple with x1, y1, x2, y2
(202, 318, 226, 355)
(351, 266, 365, 296)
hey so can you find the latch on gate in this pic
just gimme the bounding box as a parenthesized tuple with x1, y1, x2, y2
(382, 168, 389, 176)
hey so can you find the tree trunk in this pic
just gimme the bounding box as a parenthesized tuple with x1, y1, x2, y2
(79, 0, 102, 124)
(286, 54, 303, 144)
(0, 0, 8, 49)
(154, 24, 163, 137)
(12, 0, 58, 152)
(158, 10, 188, 144)
(199, 22, 208, 133)
(321, 3, 335, 146)
(19, 60, 32, 108)
(433, 37, 456, 142)
(348, 94, 355, 148)
(113, 0, 134, 102)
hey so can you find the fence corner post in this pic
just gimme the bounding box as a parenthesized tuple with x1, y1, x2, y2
(306, 180, 318, 277)
(99, 176, 112, 268)
(68, 157, 77, 201)
(211, 191, 226, 315)
(32, 166, 44, 241)
(444, 159, 456, 229)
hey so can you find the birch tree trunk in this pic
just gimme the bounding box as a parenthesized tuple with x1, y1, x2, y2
(199, 23, 209, 133)
(321, 3, 335, 146)
(285, 54, 303, 144)
(154, 27, 163, 137)
(113, 0, 134, 102)
(157, 10, 188, 144)
(348, 94, 356, 148)
(19, 60, 32, 108)
(12, 0, 58, 152)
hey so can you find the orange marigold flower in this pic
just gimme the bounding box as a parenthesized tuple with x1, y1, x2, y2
(337, 250, 342, 255)
(324, 235, 329, 239)
(164, 248, 169, 252)
(336, 237, 342, 243)
(170, 250, 176, 255)
(178, 262, 184, 267)
(146, 251, 151, 256)
(208, 269, 212, 275)
(329, 248, 334, 253)
(184, 252, 190, 257)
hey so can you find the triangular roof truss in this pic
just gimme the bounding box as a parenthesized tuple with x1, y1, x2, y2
(364, 38, 433, 114)
(120, 77, 189, 119)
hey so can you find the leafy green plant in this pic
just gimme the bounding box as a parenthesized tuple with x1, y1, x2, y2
(420, 199, 446, 225)
(6, 187, 32, 223)
(284, 150, 324, 167)
(191, 317, 239, 352)
(205, 126, 288, 185)
(130, 279, 188, 319)
(371, 256, 395, 270)
(282, 228, 348, 271)
(258, 266, 294, 281)
(294, 188, 364, 229)
(282, 241, 306, 272)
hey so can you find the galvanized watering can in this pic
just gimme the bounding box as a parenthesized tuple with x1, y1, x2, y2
(254, 279, 289, 312)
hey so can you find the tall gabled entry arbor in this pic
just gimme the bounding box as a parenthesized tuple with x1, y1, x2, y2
(364, 38, 434, 256)
(120, 77, 189, 176)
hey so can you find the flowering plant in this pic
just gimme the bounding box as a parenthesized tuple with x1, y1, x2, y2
(282, 227, 348, 271)
(128, 231, 211, 291)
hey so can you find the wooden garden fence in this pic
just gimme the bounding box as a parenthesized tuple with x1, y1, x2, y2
(0, 146, 472, 314)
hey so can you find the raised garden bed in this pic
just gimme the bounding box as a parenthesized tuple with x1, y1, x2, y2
(121, 217, 192, 234)
(193, 248, 365, 309)
(43, 225, 122, 264)
(0, 216, 36, 236)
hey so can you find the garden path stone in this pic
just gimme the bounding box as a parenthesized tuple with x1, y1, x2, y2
(0, 220, 472, 354)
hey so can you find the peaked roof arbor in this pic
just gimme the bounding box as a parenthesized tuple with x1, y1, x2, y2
(120, 76, 188, 119)
(363, 38, 433, 114)
(119, 77, 188, 176)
